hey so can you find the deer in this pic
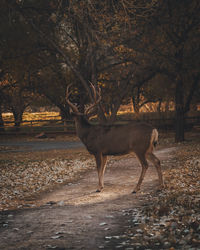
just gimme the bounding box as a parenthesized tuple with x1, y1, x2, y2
(66, 84, 164, 193)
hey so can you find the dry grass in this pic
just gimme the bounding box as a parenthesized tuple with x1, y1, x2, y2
(2, 112, 61, 122)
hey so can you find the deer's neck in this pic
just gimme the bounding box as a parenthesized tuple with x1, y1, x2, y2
(74, 115, 91, 139)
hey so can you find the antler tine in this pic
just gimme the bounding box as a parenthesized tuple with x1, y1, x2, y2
(89, 82, 101, 103)
(66, 84, 72, 98)
(86, 82, 101, 117)
(66, 84, 79, 114)
(96, 85, 101, 103)
(90, 82, 96, 101)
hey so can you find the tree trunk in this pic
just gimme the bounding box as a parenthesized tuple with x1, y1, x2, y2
(175, 79, 185, 142)
(108, 101, 121, 124)
(132, 86, 141, 116)
(12, 109, 23, 131)
(60, 105, 71, 121)
(60, 105, 71, 132)
(175, 107, 185, 142)
(165, 101, 170, 112)
(132, 96, 140, 114)
(157, 98, 162, 113)
(0, 105, 5, 132)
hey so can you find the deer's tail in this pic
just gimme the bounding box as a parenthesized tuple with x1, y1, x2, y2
(151, 128, 159, 148)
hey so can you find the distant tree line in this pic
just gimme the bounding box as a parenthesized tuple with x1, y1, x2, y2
(0, 0, 199, 141)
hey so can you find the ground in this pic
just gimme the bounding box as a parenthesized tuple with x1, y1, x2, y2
(0, 132, 199, 249)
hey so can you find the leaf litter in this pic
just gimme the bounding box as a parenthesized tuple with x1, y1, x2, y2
(104, 139, 200, 249)
(0, 133, 200, 249)
(0, 149, 94, 211)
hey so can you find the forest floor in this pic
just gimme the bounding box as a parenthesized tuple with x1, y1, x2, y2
(0, 131, 199, 249)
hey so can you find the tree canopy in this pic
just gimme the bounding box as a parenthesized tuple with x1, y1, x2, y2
(0, 0, 199, 141)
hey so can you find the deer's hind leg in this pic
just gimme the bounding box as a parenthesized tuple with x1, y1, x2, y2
(147, 152, 164, 189)
(95, 153, 107, 192)
(133, 153, 149, 193)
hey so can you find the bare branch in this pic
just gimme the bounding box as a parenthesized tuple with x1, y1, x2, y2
(65, 84, 80, 114)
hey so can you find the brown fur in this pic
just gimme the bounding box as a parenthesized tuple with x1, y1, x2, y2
(73, 115, 164, 193)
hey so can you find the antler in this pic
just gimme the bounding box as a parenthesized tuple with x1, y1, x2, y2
(66, 84, 80, 114)
(66, 83, 101, 117)
(85, 83, 101, 117)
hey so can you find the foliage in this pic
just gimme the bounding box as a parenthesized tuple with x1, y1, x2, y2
(145, 0, 200, 141)
(0, 0, 199, 140)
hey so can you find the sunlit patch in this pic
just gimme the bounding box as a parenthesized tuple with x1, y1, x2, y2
(65, 189, 127, 206)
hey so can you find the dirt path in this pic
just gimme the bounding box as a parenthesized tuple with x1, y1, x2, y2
(0, 148, 174, 250)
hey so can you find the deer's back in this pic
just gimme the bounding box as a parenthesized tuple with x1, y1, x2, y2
(80, 122, 154, 156)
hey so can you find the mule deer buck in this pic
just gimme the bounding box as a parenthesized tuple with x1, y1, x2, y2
(66, 84, 164, 193)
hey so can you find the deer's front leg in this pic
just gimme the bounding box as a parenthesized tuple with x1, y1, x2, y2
(95, 153, 107, 192)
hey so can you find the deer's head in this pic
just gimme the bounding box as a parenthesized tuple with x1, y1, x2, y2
(66, 83, 101, 121)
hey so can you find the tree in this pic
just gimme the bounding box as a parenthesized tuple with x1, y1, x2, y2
(0, 0, 68, 123)
(130, 70, 158, 114)
(4, 84, 31, 130)
(147, 0, 200, 141)
(6, 0, 159, 124)
(31, 63, 72, 121)
(0, 70, 17, 131)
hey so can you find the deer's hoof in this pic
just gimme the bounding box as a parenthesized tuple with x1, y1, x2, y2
(96, 187, 103, 193)
(96, 188, 103, 193)
(132, 190, 137, 194)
